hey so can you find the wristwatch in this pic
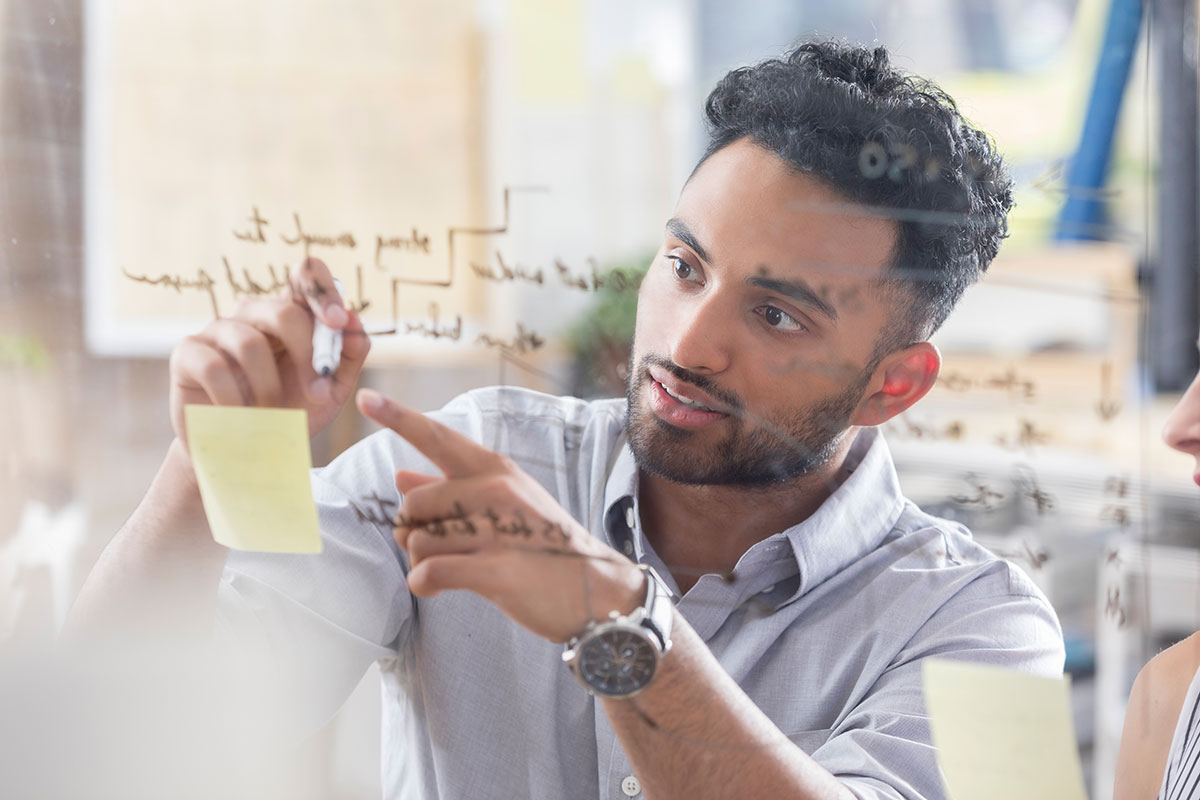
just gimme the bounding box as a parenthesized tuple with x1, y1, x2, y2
(562, 564, 674, 698)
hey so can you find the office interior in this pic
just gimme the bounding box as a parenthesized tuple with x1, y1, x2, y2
(1, 0, 1196, 797)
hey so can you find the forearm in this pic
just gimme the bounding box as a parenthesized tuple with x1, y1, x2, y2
(601, 612, 854, 800)
(65, 438, 229, 642)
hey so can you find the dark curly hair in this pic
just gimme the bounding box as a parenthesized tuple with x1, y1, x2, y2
(700, 40, 1014, 347)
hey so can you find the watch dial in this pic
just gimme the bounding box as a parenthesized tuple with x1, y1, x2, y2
(578, 629, 657, 696)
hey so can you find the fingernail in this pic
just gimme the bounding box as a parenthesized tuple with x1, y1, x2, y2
(326, 304, 348, 327)
(308, 378, 331, 404)
(358, 388, 383, 413)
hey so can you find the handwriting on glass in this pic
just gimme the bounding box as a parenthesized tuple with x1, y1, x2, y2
(120, 191, 647, 355)
(937, 367, 1036, 401)
(350, 492, 574, 547)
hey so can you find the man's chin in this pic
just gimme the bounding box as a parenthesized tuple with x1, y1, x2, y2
(632, 446, 809, 488)
(627, 416, 765, 486)
(628, 406, 707, 481)
(630, 446, 721, 486)
(626, 408, 841, 487)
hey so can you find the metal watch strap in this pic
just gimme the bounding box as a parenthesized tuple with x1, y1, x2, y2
(637, 563, 674, 653)
(562, 563, 675, 659)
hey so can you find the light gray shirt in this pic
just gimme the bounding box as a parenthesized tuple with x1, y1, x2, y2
(218, 386, 1065, 800)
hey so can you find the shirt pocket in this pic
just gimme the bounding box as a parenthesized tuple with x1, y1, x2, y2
(785, 728, 833, 755)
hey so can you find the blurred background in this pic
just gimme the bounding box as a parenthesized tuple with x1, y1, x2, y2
(0, 0, 1195, 796)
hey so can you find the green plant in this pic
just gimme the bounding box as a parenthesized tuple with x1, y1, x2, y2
(565, 255, 650, 398)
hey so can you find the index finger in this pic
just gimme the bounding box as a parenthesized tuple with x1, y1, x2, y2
(356, 388, 498, 478)
(289, 257, 349, 329)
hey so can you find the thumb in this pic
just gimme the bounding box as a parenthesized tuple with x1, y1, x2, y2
(395, 470, 441, 493)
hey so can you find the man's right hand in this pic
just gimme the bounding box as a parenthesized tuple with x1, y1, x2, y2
(167, 257, 371, 450)
(68, 261, 370, 640)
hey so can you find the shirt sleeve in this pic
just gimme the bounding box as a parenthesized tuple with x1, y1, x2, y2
(213, 425, 427, 741)
(814, 582, 1066, 800)
(208, 388, 592, 745)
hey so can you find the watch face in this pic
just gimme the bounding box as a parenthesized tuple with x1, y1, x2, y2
(577, 624, 658, 697)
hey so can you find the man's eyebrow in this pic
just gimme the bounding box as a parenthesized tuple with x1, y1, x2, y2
(747, 274, 839, 324)
(664, 218, 711, 264)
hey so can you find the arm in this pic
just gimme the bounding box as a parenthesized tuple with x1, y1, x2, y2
(66, 258, 369, 642)
(602, 613, 853, 800)
(604, 577, 1063, 800)
(65, 439, 225, 639)
(1114, 632, 1200, 800)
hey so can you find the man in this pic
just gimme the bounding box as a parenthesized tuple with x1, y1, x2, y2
(73, 41, 1064, 799)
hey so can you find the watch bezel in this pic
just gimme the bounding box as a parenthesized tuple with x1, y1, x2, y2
(564, 614, 663, 698)
(562, 564, 675, 698)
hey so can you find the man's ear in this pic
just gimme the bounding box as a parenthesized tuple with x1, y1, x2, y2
(850, 341, 941, 427)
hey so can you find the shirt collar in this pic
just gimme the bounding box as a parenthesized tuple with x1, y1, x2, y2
(780, 426, 906, 603)
(599, 426, 906, 606)
(601, 439, 641, 555)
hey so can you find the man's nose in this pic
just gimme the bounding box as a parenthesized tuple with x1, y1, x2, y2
(668, 293, 733, 376)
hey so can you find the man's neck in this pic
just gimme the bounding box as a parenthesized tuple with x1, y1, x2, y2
(637, 435, 858, 595)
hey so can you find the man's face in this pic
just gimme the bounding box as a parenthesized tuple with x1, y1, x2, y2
(626, 138, 900, 486)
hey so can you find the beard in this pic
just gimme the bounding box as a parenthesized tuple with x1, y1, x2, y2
(625, 354, 874, 487)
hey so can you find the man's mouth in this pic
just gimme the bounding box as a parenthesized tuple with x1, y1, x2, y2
(658, 381, 717, 412)
(644, 365, 731, 428)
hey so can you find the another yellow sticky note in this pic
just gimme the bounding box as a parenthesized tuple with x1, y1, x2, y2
(185, 405, 322, 554)
(923, 659, 1086, 800)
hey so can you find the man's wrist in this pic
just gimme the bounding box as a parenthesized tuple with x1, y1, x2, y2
(162, 438, 203, 504)
(148, 438, 216, 543)
(576, 556, 645, 634)
(563, 564, 675, 697)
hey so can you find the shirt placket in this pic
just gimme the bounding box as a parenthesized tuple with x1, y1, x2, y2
(593, 495, 646, 797)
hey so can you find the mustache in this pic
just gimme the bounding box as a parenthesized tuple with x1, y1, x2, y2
(639, 354, 745, 414)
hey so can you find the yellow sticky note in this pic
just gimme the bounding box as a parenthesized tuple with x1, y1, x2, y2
(923, 659, 1086, 800)
(185, 405, 322, 554)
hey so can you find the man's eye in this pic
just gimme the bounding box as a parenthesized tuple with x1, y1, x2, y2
(668, 255, 702, 284)
(759, 305, 806, 332)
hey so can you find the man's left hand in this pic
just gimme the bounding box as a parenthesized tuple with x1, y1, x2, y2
(356, 388, 644, 643)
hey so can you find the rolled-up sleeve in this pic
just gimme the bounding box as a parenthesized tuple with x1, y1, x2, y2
(814, 587, 1065, 799)
(214, 430, 421, 741)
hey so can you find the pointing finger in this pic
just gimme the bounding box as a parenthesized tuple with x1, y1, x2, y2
(357, 389, 499, 478)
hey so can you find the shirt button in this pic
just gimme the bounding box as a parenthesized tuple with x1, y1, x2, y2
(621, 775, 641, 796)
(625, 505, 636, 530)
(622, 539, 635, 556)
